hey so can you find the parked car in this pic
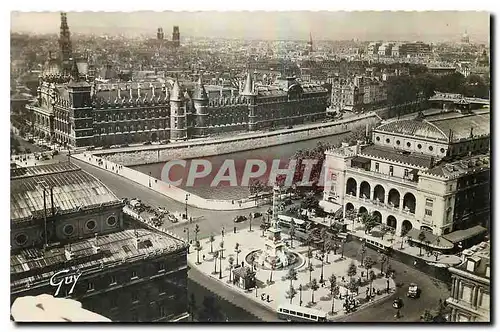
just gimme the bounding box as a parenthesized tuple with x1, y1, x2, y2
(393, 298, 403, 309)
(407, 283, 420, 298)
(252, 212, 263, 219)
(143, 141, 152, 145)
(158, 207, 169, 214)
(233, 215, 247, 223)
(168, 214, 178, 223)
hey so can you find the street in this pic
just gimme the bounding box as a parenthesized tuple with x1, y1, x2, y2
(73, 157, 450, 322)
(335, 241, 451, 322)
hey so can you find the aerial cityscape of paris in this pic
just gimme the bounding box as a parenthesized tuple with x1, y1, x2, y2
(9, 9, 490, 323)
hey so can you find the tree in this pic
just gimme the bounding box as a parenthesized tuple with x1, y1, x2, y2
(379, 254, 388, 274)
(363, 256, 376, 281)
(368, 270, 376, 297)
(194, 240, 203, 264)
(209, 234, 215, 253)
(269, 260, 276, 283)
(310, 278, 319, 303)
(347, 261, 357, 279)
(286, 284, 298, 304)
(418, 231, 426, 256)
(228, 256, 235, 282)
(234, 243, 241, 266)
(358, 245, 367, 266)
(360, 213, 379, 234)
(319, 251, 326, 283)
(306, 247, 313, 267)
(331, 285, 340, 314)
(212, 251, 219, 274)
(347, 278, 358, 295)
(308, 262, 314, 283)
(219, 249, 223, 279)
(328, 274, 338, 313)
(421, 309, 434, 322)
(289, 218, 296, 248)
(219, 241, 225, 258)
(298, 284, 303, 306)
(194, 224, 200, 242)
(285, 267, 298, 287)
(188, 293, 197, 321)
(248, 254, 255, 271)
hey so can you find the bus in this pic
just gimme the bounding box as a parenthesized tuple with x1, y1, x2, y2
(362, 234, 392, 255)
(277, 215, 310, 232)
(277, 304, 328, 322)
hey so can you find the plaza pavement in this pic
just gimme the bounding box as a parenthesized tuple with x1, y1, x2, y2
(187, 226, 396, 321)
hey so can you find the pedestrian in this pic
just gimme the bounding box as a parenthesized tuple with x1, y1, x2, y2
(267, 295, 270, 302)
(203, 254, 205, 261)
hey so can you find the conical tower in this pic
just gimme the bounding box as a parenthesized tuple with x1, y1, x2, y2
(241, 72, 258, 132)
(169, 80, 187, 141)
(192, 74, 209, 138)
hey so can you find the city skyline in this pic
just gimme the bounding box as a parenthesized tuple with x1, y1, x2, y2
(11, 11, 490, 43)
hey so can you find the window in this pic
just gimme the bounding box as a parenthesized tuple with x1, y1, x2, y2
(87, 282, 94, 292)
(396, 140, 400, 145)
(159, 305, 166, 318)
(159, 282, 166, 295)
(426, 198, 434, 208)
(15, 233, 28, 246)
(404, 169, 409, 178)
(375, 163, 380, 172)
(107, 216, 117, 227)
(479, 292, 490, 310)
(159, 263, 165, 272)
(385, 138, 390, 144)
(304, 314, 311, 319)
(389, 166, 394, 176)
(461, 284, 473, 303)
(429, 146, 434, 151)
(131, 291, 139, 303)
(425, 209, 433, 216)
(407, 142, 411, 148)
(86, 220, 96, 231)
(131, 270, 138, 280)
(290, 311, 296, 315)
(376, 136, 380, 141)
(110, 275, 117, 285)
(417, 144, 422, 149)
(63, 224, 75, 236)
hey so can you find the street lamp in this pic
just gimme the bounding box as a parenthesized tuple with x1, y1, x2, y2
(148, 172, 152, 188)
(185, 193, 190, 220)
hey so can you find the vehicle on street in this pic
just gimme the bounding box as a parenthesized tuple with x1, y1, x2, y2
(233, 215, 247, 223)
(168, 214, 178, 223)
(129, 199, 142, 209)
(252, 212, 263, 218)
(277, 304, 327, 322)
(158, 207, 169, 214)
(407, 283, 420, 298)
(393, 298, 403, 309)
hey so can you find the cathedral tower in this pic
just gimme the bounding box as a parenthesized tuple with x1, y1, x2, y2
(241, 72, 257, 131)
(59, 12, 73, 75)
(172, 26, 180, 47)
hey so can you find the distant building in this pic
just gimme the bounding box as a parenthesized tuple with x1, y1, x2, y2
(461, 30, 470, 44)
(378, 43, 394, 56)
(446, 241, 490, 322)
(368, 42, 382, 55)
(10, 163, 189, 322)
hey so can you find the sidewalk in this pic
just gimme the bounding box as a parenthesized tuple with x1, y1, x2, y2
(187, 226, 396, 321)
(346, 221, 462, 266)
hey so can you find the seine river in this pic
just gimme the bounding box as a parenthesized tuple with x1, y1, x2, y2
(131, 132, 352, 200)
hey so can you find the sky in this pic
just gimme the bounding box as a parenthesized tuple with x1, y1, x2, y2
(10, 11, 490, 43)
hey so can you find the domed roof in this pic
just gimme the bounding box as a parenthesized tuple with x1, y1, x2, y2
(376, 119, 449, 142)
(42, 58, 62, 77)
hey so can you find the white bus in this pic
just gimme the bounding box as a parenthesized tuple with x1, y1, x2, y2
(277, 215, 309, 232)
(277, 304, 327, 322)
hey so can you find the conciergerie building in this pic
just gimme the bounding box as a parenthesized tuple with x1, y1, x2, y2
(26, 13, 329, 148)
(320, 105, 490, 249)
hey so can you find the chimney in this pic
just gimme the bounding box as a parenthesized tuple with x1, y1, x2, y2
(92, 233, 101, 254)
(65, 244, 74, 260)
(134, 230, 141, 250)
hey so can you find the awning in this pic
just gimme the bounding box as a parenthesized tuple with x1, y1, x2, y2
(442, 225, 487, 244)
(406, 228, 454, 250)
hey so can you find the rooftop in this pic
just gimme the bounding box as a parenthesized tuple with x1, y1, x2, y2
(424, 154, 490, 178)
(11, 228, 187, 289)
(10, 163, 121, 223)
(451, 240, 490, 280)
(360, 145, 435, 168)
(430, 111, 490, 141)
(375, 119, 448, 142)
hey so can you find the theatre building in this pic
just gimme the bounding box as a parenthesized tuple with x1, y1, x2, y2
(320, 108, 490, 250)
(10, 163, 189, 322)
